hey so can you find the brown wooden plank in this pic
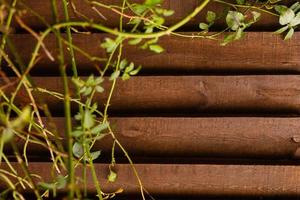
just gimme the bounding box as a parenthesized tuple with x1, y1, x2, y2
(7, 32, 300, 74)
(13, 0, 280, 30)
(11, 117, 300, 159)
(4, 75, 300, 114)
(2, 162, 300, 196)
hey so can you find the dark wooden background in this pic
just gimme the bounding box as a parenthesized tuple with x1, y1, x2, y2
(2, 0, 300, 199)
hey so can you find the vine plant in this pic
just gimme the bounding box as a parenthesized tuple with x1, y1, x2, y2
(0, 0, 298, 199)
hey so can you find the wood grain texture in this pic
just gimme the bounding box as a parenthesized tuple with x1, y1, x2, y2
(6, 32, 300, 74)
(13, 0, 280, 30)
(4, 76, 300, 114)
(3, 162, 300, 196)
(10, 117, 300, 159)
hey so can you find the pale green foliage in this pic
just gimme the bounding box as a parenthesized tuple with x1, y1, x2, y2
(199, 11, 216, 31)
(275, 2, 300, 40)
(221, 11, 261, 45)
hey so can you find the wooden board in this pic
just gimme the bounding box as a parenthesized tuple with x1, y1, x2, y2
(14, 0, 281, 30)
(9, 117, 300, 159)
(4, 76, 300, 114)
(5, 32, 300, 74)
(2, 162, 300, 196)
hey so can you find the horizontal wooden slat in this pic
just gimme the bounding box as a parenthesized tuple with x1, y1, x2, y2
(6, 32, 300, 74)
(5, 75, 300, 114)
(9, 117, 300, 159)
(2, 163, 300, 196)
(14, 0, 280, 30)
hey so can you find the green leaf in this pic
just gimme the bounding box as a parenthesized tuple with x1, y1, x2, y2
(221, 33, 236, 46)
(86, 75, 94, 85)
(90, 103, 98, 113)
(290, 12, 300, 26)
(144, 0, 161, 6)
(74, 113, 81, 120)
(82, 86, 92, 96)
(199, 22, 209, 30)
(145, 27, 153, 33)
(163, 9, 174, 17)
(251, 11, 261, 22)
(101, 38, 117, 53)
(226, 11, 245, 31)
(107, 169, 117, 182)
(132, 4, 147, 15)
(284, 28, 294, 40)
(121, 73, 131, 81)
(128, 38, 142, 45)
(71, 130, 83, 137)
(129, 65, 142, 76)
(11, 106, 31, 129)
(234, 28, 244, 40)
(124, 62, 134, 73)
(95, 85, 104, 93)
(274, 25, 289, 34)
(91, 122, 109, 135)
(152, 15, 165, 26)
(109, 70, 120, 81)
(39, 175, 66, 191)
(206, 11, 216, 23)
(291, 2, 300, 12)
(119, 59, 128, 69)
(95, 77, 104, 85)
(83, 110, 94, 129)
(56, 175, 67, 189)
(236, 0, 245, 4)
(275, 5, 288, 15)
(279, 8, 295, 25)
(90, 151, 101, 160)
(72, 77, 85, 88)
(72, 142, 84, 158)
(149, 44, 164, 53)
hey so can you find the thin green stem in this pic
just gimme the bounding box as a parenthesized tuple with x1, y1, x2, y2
(0, 0, 18, 66)
(62, 0, 78, 77)
(10, 142, 42, 200)
(47, 0, 211, 39)
(50, 0, 75, 198)
(213, 0, 279, 16)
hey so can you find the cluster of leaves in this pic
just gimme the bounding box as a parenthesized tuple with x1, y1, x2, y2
(71, 75, 109, 160)
(199, 0, 300, 45)
(200, 9, 261, 45)
(275, 2, 300, 40)
(222, 10, 261, 45)
(112, 59, 142, 81)
(126, 0, 174, 53)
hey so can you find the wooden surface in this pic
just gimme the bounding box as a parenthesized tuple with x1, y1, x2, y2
(6, 32, 300, 74)
(4, 75, 300, 114)
(3, 162, 300, 196)
(1, 0, 300, 198)
(8, 117, 300, 160)
(14, 0, 280, 30)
